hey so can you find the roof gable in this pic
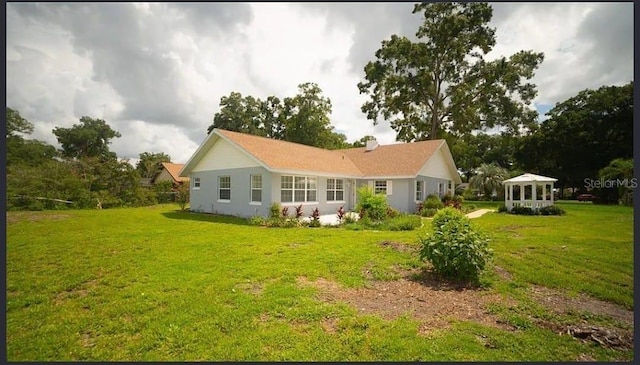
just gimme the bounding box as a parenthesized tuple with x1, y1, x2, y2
(159, 162, 189, 183)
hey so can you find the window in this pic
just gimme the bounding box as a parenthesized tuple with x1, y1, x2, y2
(193, 177, 201, 190)
(281, 175, 317, 203)
(250, 175, 262, 203)
(374, 180, 387, 195)
(327, 178, 344, 202)
(416, 181, 423, 202)
(218, 176, 231, 201)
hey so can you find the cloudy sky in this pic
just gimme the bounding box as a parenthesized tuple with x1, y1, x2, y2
(6, 2, 634, 164)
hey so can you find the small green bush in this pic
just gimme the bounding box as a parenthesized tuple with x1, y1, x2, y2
(497, 204, 508, 213)
(423, 194, 444, 210)
(462, 188, 478, 201)
(442, 193, 464, 209)
(387, 206, 401, 218)
(539, 205, 566, 216)
(249, 216, 266, 226)
(511, 206, 536, 215)
(343, 213, 357, 224)
(269, 202, 281, 219)
(419, 207, 492, 282)
(356, 186, 389, 221)
(387, 214, 422, 231)
(421, 208, 438, 217)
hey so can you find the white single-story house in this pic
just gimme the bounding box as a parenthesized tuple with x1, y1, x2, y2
(178, 129, 462, 217)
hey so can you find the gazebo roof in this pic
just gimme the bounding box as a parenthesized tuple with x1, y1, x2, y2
(503, 173, 558, 184)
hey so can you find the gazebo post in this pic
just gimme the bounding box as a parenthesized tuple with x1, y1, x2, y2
(550, 183, 554, 204)
(532, 182, 537, 208)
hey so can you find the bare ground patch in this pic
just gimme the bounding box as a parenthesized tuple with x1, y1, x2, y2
(297, 268, 515, 334)
(529, 285, 633, 326)
(378, 240, 417, 253)
(6, 212, 71, 225)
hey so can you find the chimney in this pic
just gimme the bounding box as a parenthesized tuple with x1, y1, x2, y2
(365, 139, 379, 151)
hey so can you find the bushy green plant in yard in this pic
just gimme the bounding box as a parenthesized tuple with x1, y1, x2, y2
(420, 208, 438, 217)
(356, 186, 389, 221)
(510, 206, 536, 215)
(497, 204, 508, 213)
(423, 194, 444, 210)
(441, 193, 464, 209)
(419, 207, 492, 282)
(269, 202, 281, 219)
(387, 214, 422, 231)
(538, 205, 566, 216)
(249, 216, 266, 226)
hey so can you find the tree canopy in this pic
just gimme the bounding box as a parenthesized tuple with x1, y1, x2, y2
(136, 152, 172, 180)
(207, 82, 350, 149)
(52, 116, 122, 160)
(6, 107, 35, 137)
(516, 82, 633, 191)
(358, 2, 544, 141)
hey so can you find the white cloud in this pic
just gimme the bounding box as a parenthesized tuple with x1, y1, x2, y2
(6, 2, 633, 162)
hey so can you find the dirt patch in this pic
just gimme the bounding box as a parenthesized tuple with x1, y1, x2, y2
(537, 321, 633, 350)
(6, 212, 71, 224)
(297, 270, 514, 334)
(529, 285, 633, 326)
(320, 317, 339, 334)
(493, 266, 514, 281)
(52, 278, 100, 305)
(235, 282, 265, 295)
(378, 241, 417, 253)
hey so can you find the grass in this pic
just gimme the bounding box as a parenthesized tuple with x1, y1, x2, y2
(6, 203, 633, 361)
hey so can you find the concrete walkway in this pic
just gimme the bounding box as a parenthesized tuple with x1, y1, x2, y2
(465, 208, 495, 219)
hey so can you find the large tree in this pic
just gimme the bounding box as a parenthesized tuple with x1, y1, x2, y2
(136, 152, 172, 180)
(6, 107, 35, 137)
(358, 2, 544, 141)
(53, 116, 122, 160)
(515, 82, 633, 195)
(207, 83, 348, 149)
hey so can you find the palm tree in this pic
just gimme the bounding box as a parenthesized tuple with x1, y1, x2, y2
(469, 163, 509, 200)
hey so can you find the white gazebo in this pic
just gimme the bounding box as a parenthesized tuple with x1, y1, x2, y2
(503, 173, 558, 211)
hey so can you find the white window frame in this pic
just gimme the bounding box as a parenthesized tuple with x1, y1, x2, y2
(250, 174, 262, 205)
(326, 178, 345, 203)
(374, 180, 387, 195)
(193, 177, 201, 190)
(281, 175, 317, 204)
(218, 176, 231, 202)
(415, 180, 424, 202)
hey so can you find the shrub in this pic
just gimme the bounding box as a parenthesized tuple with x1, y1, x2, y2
(387, 214, 422, 231)
(387, 206, 400, 218)
(462, 188, 478, 201)
(269, 202, 281, 219)
(419, 208, 492, 282)
(416, 201, 424, 214)
(461, 204, 477, 213)
(281, 206, 289, 218)
(442, 194, 464, 209)
(175, 182, 190, 211)
(309, 207, 321, 227)
(343, 213, 357, 224)
(423, 194, 444, 210)
(337, 206, 346, 221)
(511, 206, 536, 215)
(356, 186, 389, 221)
(539, 205, 565, 216)
(497, 204, 508, 213)
(421, 208, 438, 217)
(249, 216, 266, 226)
(295, 204, 304, 218)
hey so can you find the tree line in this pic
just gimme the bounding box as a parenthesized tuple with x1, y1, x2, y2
(6, 2, 633, 210)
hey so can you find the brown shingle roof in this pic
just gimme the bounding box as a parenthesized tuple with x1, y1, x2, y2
(160, 162, 190, 183)
(340, 140, 444, 177)
(218, 129, 363, 176)
(217, 129, 446, 178)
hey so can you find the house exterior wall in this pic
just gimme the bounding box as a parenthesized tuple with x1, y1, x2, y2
(154, 169, 174, 184)
(189, 166, 272, 217)
(269, 173, 353, 217)
(191, 137, 260, 172)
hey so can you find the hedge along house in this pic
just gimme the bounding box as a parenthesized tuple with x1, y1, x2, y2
(178, 129, 462, 218)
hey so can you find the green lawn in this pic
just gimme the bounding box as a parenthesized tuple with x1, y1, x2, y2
(6, 203, 633, 361)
